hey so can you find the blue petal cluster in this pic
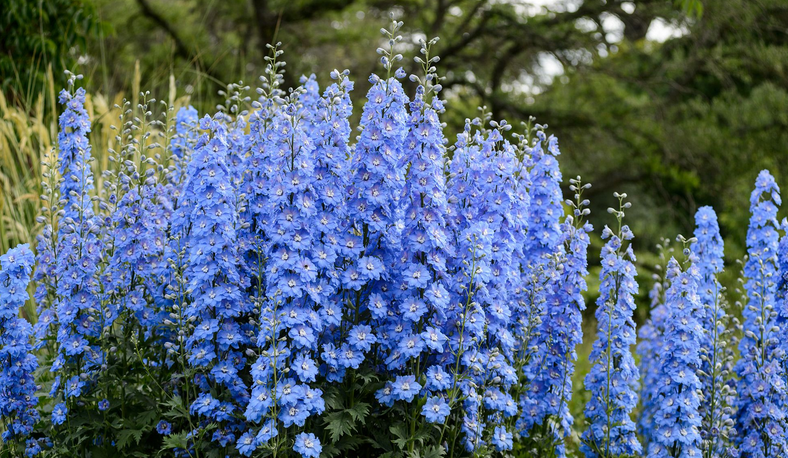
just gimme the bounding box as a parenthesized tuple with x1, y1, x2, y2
(519, 130, 566, 437)
(645, 257, 703, 458)
(179, 115, 251, 446)
(734, 170, 788, 457)
(637, 245, 673, 444)
(47, 85, 106, 414)
(692, 207, 737, 457)
(581, 223, 641, 458)
(0, 244, 42, 455)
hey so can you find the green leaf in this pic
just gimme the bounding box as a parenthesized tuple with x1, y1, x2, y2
(324, 411, 356, 442)
(132, 409, 158, 428)
(420, 445, 447, 458)
(390, 424, 409, 450)
(161, 431, 189, 451)
(346, 402, 370, 422)
(116, 429, 143, 449)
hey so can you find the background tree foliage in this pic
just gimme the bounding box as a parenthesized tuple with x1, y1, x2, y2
(4, 0, 788, 311)
(0, 0, 103, 106)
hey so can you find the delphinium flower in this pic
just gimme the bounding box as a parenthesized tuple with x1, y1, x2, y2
(443, 111, 530, 454)
(304, 69, 353, 303)
(302, 69, 354, 374)
(241, 43, 285, 242)
(32, 147, 61, 345)
(444, 119, 498, 453)
(637, 238, 674, 445)
(0, 244, 43, 456)
(49, 74, 106, 418)
(645, 248, 703, 458)
(294, 432, 322, 458)
(345, 19, 409, 396)
(473, 133, 528, 454)
(213, 83, 253, 308)
(528, 176, 593, 457)
(245, 73, 353, 456)
(101, 93, 173, 335)
(154, 104, 204, 379)
(246, 76, 330, 457)
(216, 82, 251, 190)
(692, 207, 738, 457)
(179, 115, 251, 448)
(445, 221, 496, 453)
(299, 74, 322, 134)
(580, 194, 641, 458)
(238, 44, 285, 321)
(234, 46, 289, 456)
(519, 126, 566, 437)
(734, 170, 788, 457)
(369, 36, 458, 454)
(387, 37, 451, 373)
(345, 19, 409, 283)
(778, 222, 788, 401)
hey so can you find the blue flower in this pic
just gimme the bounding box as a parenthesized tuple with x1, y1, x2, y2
(691, 206, 738, 456)
(420, 326, 447, 352)
(236, 430, 256, 456)
(24, 438, 42, 456)
(190, 393, 220, 418)
(581, 222, 641, 458)
(279, 402, 309, 427)
(422, 396, 450, 423)
(645, 257, 703, 458)
(52, 403, 67, 425)
(347, 325, 376, 352)
(64, 376, 85, 398)
(376, 382, 395, 407)
(492, 426, 513, 451)
(391, 375, 421, 402)
(45, 85, 106, 412)
(397, 334, 424, 360)
(97, 399, 109, 412)
(0, 244, 39, 443)
(527, 178, 593, 452)
(293, 432, 321, 458)
(637, 246, 675, 443)
(338, 344, 364, 369)
(520, 130, 567, 437)
(425, 365, 452, 391)
(734, 170, 787, 457)
(156, 420, 172, 435)
(255, 419, 278, 444)
(292, 353, 319, 382)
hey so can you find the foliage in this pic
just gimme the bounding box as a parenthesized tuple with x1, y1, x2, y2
(0, 0, 104, 108)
